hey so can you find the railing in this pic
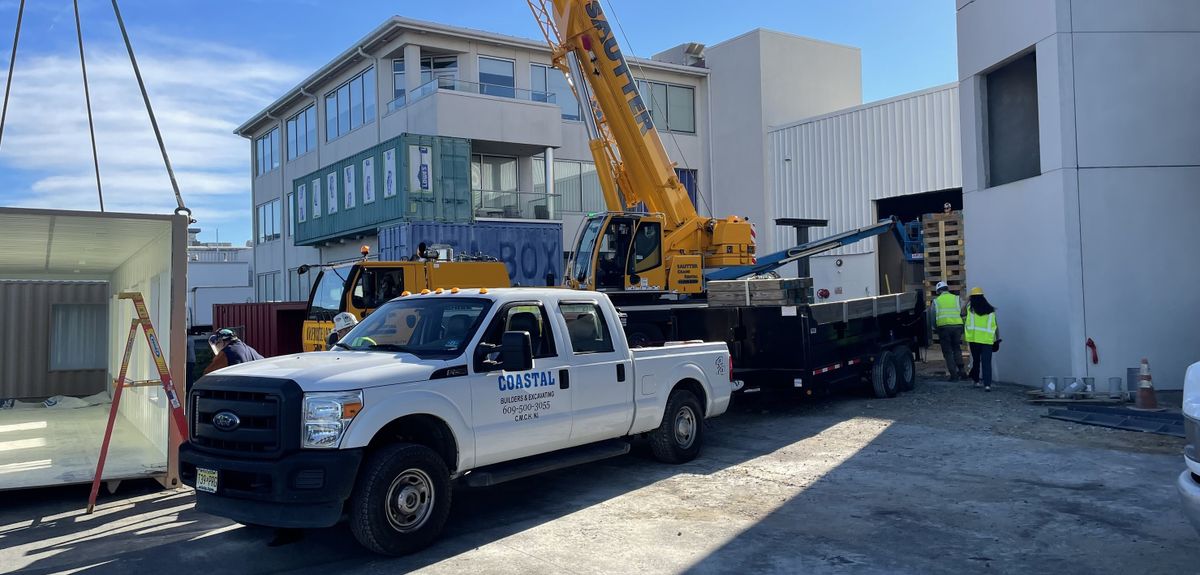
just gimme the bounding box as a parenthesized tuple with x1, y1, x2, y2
(473, 190, 559, 220)
(395, 78, 556, 109)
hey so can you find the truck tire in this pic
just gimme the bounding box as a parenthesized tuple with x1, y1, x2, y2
(649, 388, 704, 463)
(349, 443, 452, 556)
(871, 350, 899, 399)
(892, 346, 916, 392)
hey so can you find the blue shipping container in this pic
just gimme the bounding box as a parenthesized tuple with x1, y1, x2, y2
(379, 221, 562, 287)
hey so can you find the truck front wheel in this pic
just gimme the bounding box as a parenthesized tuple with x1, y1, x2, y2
(349, 443, 452, 556)
(649, 388, 704, 463)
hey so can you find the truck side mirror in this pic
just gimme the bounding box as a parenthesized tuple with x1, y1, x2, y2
(501, 331, 534, 372)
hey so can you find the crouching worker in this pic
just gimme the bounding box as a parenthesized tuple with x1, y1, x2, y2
(204, 328, 264, 374)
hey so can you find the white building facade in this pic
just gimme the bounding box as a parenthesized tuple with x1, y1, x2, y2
(957, 0, 1200, 389)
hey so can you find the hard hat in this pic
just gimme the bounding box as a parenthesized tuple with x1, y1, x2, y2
(935, 281, 949, 292)
(970, 287, 984, 296)
(333, 312, 358, 332)
(208, 328, 237, 354)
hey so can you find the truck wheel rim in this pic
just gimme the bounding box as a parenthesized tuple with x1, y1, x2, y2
(385, 468, 435, 533)
(675, 406, 697, 449)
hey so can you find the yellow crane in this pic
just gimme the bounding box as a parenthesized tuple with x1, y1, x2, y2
(529, 0, 756, 295)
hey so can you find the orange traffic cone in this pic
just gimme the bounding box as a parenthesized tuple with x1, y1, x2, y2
(1134, 357, 1160, 410)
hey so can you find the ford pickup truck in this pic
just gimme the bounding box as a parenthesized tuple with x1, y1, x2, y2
(1178, 360, 1200, 535)
(180, 288, 733, 555)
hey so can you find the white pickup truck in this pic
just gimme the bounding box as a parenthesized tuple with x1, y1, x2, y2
(180, 288, 733, 555)
(1178, 360, 1200, 535)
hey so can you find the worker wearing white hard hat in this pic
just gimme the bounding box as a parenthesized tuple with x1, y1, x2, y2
(327, 312, 360, 350)
(932, 281, 967, 381)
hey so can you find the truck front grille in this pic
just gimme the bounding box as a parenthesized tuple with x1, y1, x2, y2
(191, 387, 282, 457)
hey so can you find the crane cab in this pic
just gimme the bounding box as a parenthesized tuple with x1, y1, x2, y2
(567, 212, 702, 294)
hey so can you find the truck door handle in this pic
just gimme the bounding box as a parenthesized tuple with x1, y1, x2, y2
(559, 369, 570, 389)
(616, 364, 626, 382)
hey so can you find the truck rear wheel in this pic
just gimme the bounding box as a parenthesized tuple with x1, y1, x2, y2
(649, 388, 704, 463)
(871, 350, 899, 399)
(349, 443, 451, 556)
(892, 346, 916, 391)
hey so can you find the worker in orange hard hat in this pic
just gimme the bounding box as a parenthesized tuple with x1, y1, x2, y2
(963, 287, 1001, 391)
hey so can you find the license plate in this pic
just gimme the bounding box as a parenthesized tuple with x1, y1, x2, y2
(196, 468, 218, 493)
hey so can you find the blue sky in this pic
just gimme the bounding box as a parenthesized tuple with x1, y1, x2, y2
(0, 0, 956, 245)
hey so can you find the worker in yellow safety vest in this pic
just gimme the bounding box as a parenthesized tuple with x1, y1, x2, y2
(932, 281, 967, 381)
(964, 287, 1000, 392)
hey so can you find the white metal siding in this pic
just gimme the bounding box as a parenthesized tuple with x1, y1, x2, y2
(768, 85, 962, 256)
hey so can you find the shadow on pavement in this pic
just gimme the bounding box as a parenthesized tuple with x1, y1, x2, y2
(3, 390, 842, 574)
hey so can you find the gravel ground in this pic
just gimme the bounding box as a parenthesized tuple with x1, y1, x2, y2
(1, 362, 1194, 574)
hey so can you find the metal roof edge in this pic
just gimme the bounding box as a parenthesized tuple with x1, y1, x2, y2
(0, 206, 179, 222)
(767, 82, 959, 133)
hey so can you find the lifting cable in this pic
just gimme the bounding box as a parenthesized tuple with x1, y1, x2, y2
(0, 0, 25, 153)
(110, 0, 192, 219)
(74, 0, 104, 211)
(604, 0, 715, 218)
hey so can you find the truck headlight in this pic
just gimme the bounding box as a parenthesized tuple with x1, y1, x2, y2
(302, 391, 363, 449)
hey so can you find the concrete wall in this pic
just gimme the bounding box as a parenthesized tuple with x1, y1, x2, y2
(958, 0, 1200, 389)
(707, 30, 861, 250)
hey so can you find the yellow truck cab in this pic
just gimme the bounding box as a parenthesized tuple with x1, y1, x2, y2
(301, 250, 510, 351)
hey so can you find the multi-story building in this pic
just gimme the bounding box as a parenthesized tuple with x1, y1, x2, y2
(956, 0, 1200, 389)
(237, 16, 861, 302)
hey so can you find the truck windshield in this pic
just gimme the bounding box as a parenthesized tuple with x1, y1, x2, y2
(571, 216, 604, 283)
(309, 268, 348, 320)
(339, 297, 492, 359)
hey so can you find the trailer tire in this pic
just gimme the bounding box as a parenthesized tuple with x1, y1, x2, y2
(627, 323, 663, 347)
(892, 346, 916, 392)
(871, 350, 899, 398)
(349, 443, 452, 556)
(649, 388, 704, 464)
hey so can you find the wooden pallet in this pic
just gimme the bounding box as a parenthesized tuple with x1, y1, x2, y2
(923, 211, 966, 344)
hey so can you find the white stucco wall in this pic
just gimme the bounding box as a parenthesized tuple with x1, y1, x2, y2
(958, 0, 1200, 389)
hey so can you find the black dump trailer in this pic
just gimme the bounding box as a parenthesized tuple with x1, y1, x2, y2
(665, 290, 927, 398)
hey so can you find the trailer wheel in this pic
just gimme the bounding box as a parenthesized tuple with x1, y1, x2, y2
(627, 323, 663, 347)
(349, 443, 452, 556)
(892, 346, 916, 392)
(649, 388, 704, 463)
(871, 350, 899, 398)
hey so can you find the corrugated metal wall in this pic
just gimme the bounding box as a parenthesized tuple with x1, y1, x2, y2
(0, 280, 109, 399)
(379, 221, 563, 287)
(213, 301, 307, 358)
(768, 84, 961, 256)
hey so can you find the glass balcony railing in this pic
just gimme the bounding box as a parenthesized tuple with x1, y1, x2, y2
(473, 190, 558, 220)
(392, 78, 557, 110)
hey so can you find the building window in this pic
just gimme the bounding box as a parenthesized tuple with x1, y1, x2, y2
(479, 56, 515, 99)
(256, 271, 281, 302)
(255, 126, 280, 176)
(287, 105, 317, 161)
(50, 304, 107, 370)
(534, 158, 604, 213)
(985, 50, 1040, 187)
(285, 192, 294, 238)
(289, 266, 316, 301)
(675, 168, 698, 208)
(390, 56, 458, 111)
(531, 64, 580, 121)
(256, 198, 281, 244)
(325, 67, 376, 142)
(636, 80, 695, 133)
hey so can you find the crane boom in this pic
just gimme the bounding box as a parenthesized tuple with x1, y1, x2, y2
(530, 0, 755, 294)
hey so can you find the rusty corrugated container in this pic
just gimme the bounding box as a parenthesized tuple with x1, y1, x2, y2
(212, 301, 307, 357)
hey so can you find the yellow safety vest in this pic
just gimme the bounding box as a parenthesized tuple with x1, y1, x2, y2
(964, 311, 997, 345)
(933, 293, 963, 327)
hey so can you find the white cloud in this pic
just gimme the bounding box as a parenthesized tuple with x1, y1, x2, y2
(0, 34, 303, 243)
